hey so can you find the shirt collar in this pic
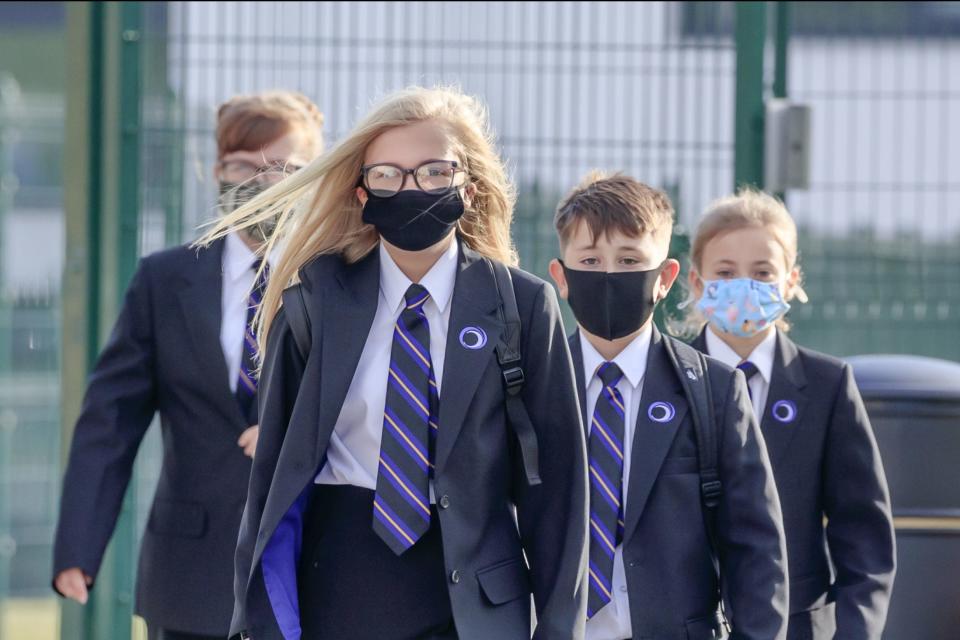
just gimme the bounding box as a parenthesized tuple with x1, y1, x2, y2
(578, 324, 652, 390)
(378, 239, 459, 315)
(705, 325, 777, 383)
(223, 231, 274, 282)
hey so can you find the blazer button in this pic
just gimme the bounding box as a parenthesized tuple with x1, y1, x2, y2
(439, 495, 451, 509)
(450, 570, 461, 584)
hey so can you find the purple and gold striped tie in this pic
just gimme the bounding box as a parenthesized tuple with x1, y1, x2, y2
(587, 361, 626, 619)
(373, 284, 439, 555)
(236, 259, 269, 425)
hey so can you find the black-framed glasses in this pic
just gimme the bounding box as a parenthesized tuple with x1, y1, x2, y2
(360, 160, 465, 197)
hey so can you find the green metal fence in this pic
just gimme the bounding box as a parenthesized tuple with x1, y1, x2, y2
(0, 2, 958, 639)
(781, 2, 960, 359)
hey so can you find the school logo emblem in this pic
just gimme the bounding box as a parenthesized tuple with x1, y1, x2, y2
(771, 399, 798, 424)
(647, 401, 676, 423)
(458, 326, 488, 350)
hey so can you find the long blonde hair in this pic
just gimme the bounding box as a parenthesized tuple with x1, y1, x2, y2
(672, 188, 808, 337)
(197, 85, 518, 345)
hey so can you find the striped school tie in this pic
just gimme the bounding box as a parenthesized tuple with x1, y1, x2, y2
(587, 361, 626, 619)
(373, 284, 439, 555)
(737, 360, 759, 400)
(236, 259, 269, 425)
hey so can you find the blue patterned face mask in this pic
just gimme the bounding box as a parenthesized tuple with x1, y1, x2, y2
(696, 277, 790, 337)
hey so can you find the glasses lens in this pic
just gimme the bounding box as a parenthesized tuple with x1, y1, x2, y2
(364, 164, 403, 197)
(221, 160, 259, 182)
(415, 161, 457, 194)
(222, 160, 300, 184)
(258, 162, 297, 184)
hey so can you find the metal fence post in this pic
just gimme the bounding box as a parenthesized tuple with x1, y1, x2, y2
(60, 2, 142, 639)
(772, 1, 790, 100)
(734, 1, 767, 190)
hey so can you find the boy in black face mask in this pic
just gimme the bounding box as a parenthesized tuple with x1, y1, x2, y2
(547, 172, 789, 640)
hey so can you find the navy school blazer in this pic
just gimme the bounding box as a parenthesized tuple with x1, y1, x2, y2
(570, 328, 790, 640)
(52, 239, 254, 636)
(230, 242, 589, 640)
(691, 328, 896, 640)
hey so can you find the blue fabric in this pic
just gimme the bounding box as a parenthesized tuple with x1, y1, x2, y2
(261, 485, 311, 640)
(697, 277, 790, 337)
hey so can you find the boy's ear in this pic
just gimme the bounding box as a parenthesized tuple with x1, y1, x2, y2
(548, 258, 569, 300)
(655, 258, 681, 303)
(688, 267, 705, 299)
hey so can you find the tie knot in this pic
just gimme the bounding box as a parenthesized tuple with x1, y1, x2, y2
(597, 361, 623, 387)
(404, 284, 431, 310)
(737, 360, 759, 381)
(251, 258, 270, 277)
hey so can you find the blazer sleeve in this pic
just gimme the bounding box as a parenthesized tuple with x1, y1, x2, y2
(822, 363, 896, 637)
(230, 307, 305, 638)
(52, 258, 158, 589)
(513, 283, 589, 640)
(715, 368, 789, 640)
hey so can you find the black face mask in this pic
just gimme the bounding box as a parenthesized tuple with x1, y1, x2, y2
(218, 181, 277, 243)
(361, 188, 465, 252)
(561, 261, 664, 341)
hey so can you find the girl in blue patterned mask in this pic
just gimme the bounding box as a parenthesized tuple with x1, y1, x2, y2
(686, 190, 806, 347)
(683, 189, 895, 640)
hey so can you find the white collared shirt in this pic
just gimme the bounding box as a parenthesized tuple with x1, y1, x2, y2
(705, 326, 777, 417)
(315, 239, 459, 493)
(220, 232, 275, 393)
(580, 326, 652, 640)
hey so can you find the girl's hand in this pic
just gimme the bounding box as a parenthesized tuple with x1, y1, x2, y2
(238, 425, 260, 458)
(55, 568, 93, 604)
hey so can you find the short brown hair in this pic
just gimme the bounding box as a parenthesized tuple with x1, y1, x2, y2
(554, 171, 674, 249)
(216, 90, 325, 159)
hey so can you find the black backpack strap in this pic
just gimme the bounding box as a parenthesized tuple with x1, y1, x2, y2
(663, 338, 721, 510)
(282, 282, 312, 359)
(489, 260, 542, 486)
(663, 337, 731, 633)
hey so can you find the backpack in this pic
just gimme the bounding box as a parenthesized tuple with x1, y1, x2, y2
(662, 337, 731, 633)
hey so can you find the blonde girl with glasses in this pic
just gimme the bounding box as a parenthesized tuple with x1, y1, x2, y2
(202, 86, 588, 640)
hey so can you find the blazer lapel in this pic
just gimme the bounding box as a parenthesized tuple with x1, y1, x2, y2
(760, 330, 808, 465)
(434, 245, 502, 476)
(314, 249, 380, 463)
(176, 238, 246, 429)
(568, 332, 588, 434)
(622, 328, 690, 544)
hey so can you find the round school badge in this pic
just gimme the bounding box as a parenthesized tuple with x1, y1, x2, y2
(459, 326, 488, 350)
(771, 399, 797, 424)
(647, 401, 676, 423)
